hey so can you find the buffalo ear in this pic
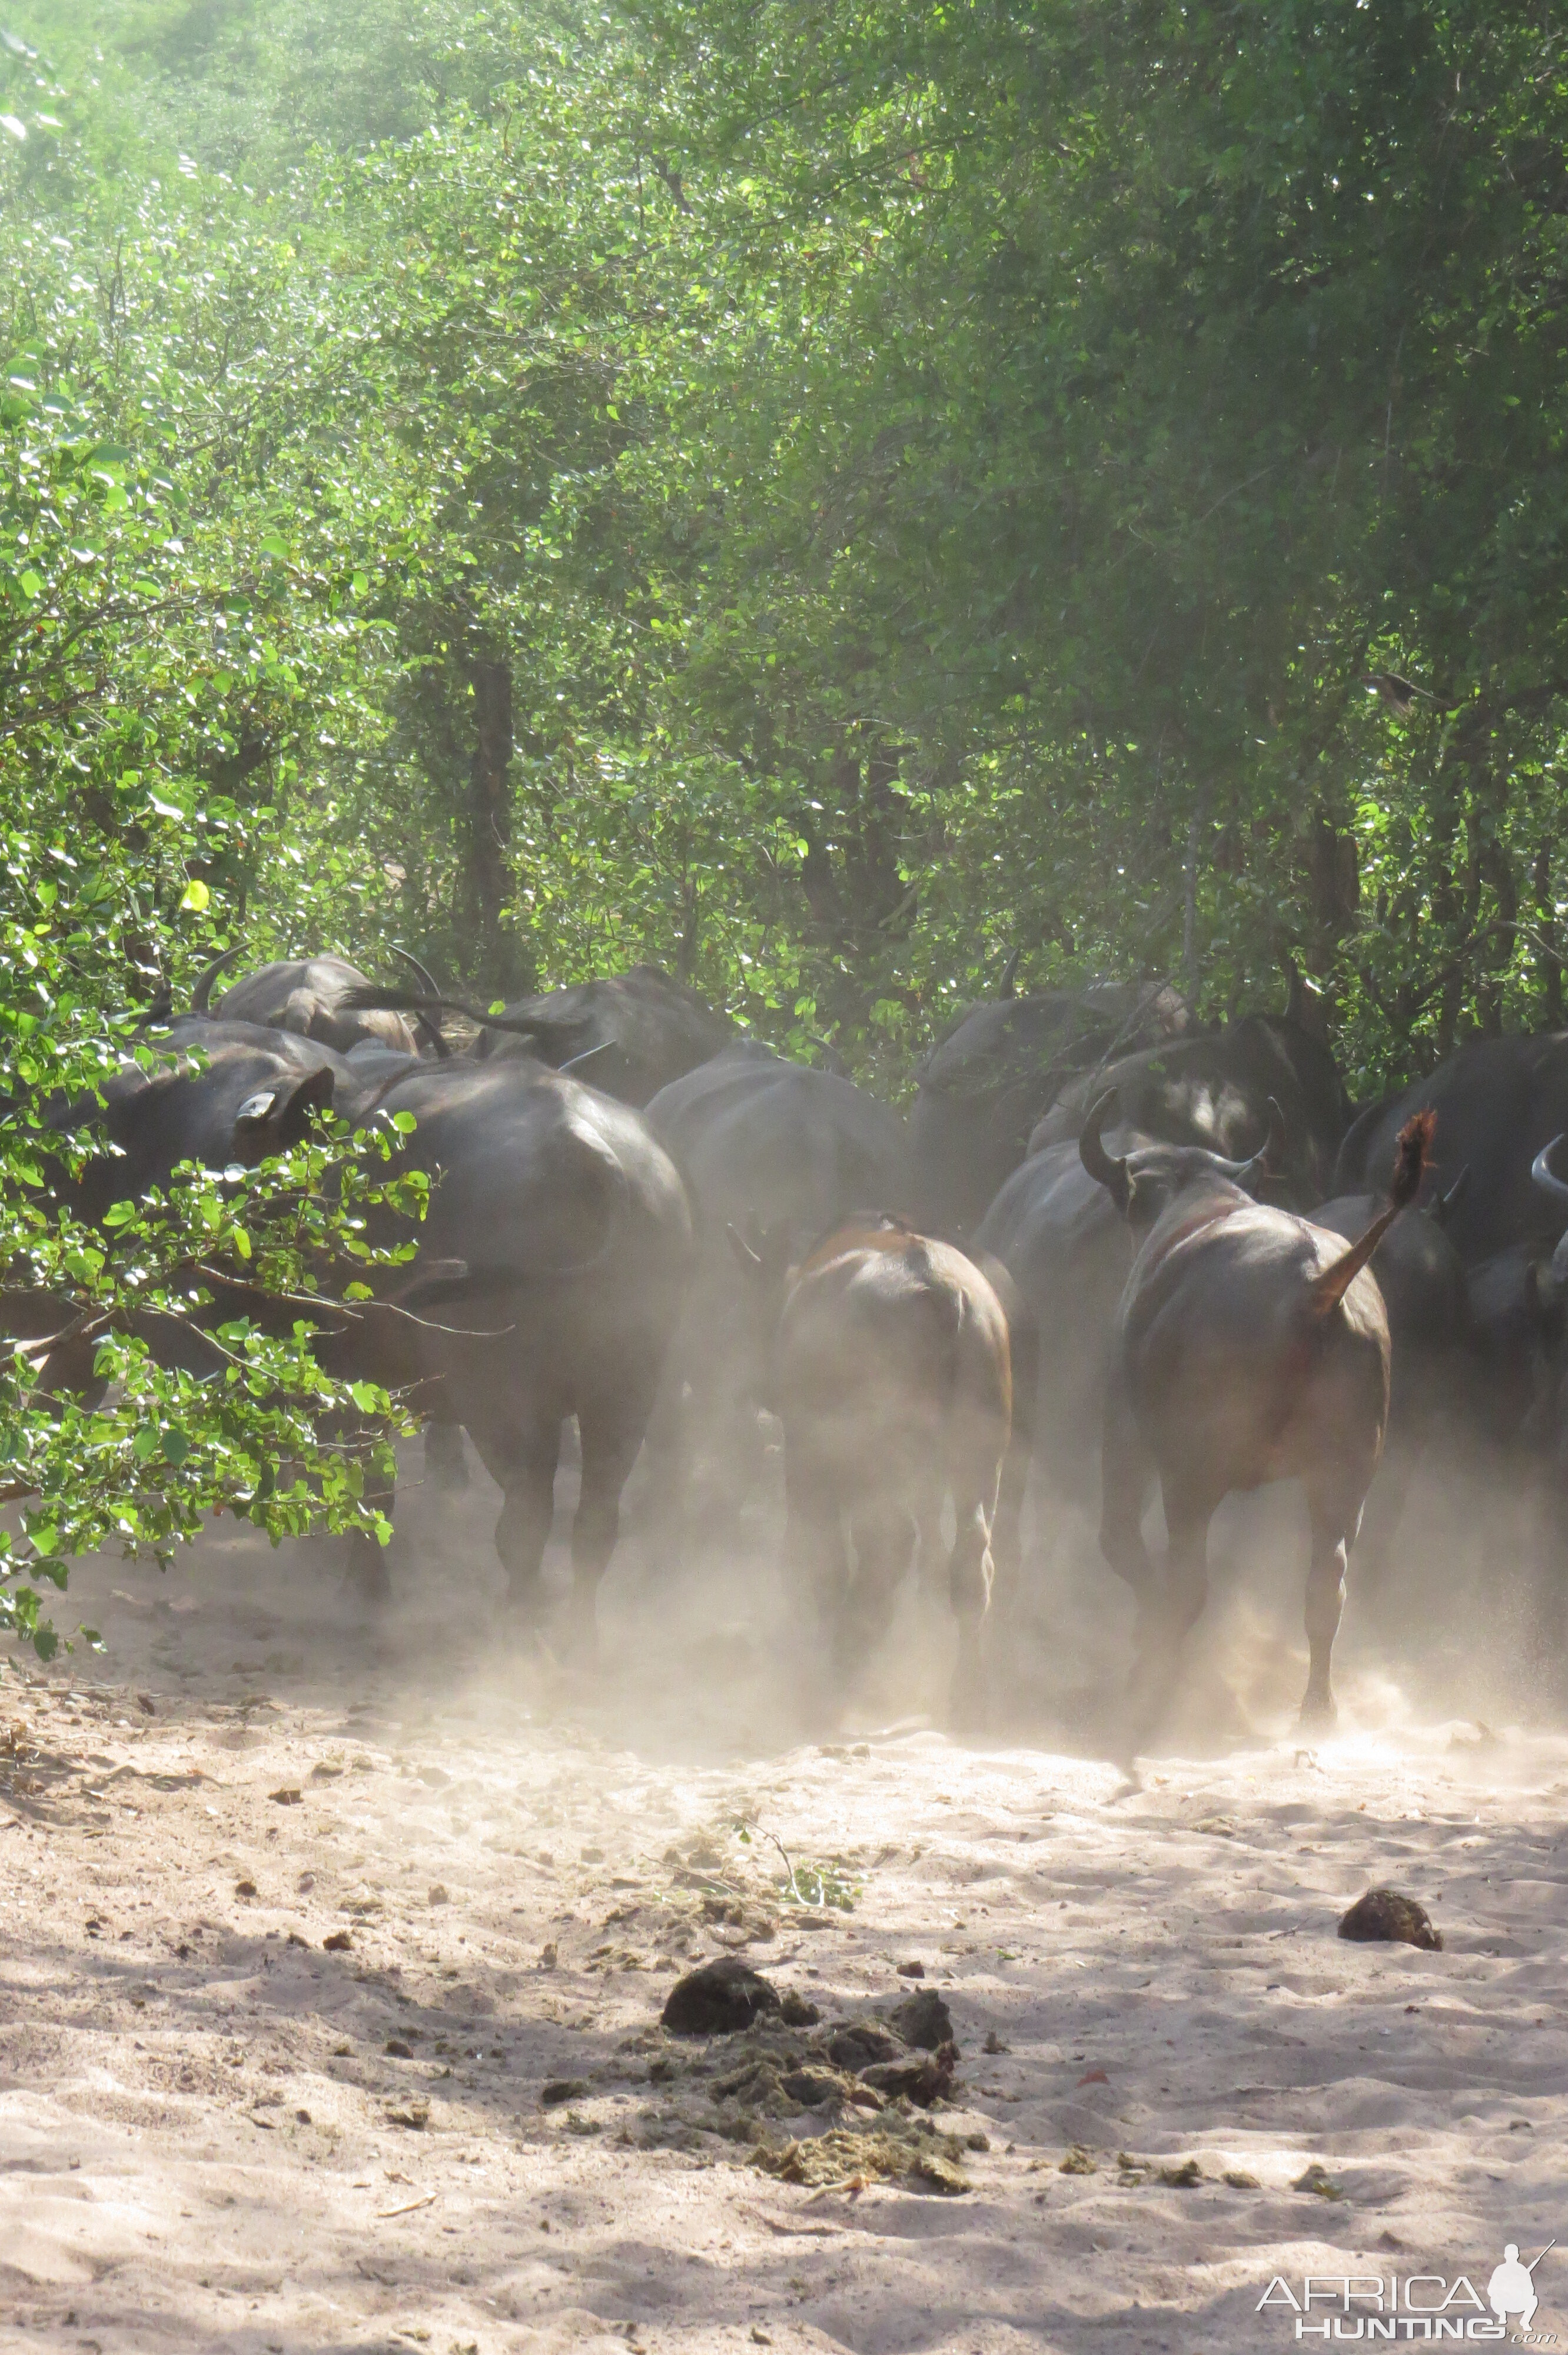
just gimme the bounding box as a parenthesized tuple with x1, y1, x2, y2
(234, 1065, 336, 1152)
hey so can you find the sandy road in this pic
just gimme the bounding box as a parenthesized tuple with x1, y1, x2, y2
(1, 1444, 1566, 2354)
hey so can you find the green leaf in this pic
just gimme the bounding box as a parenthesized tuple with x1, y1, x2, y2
(161, 1429, 192, 1465)
(179, 878, 211, 912)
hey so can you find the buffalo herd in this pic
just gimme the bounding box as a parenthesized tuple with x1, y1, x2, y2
(18, 947, 1568, 1743)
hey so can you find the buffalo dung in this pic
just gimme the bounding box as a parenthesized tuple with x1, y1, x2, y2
(891, 1987, 954, 2051)
(662, 1956, 782, 2036)
(858, 2039, 958, 2107)
(825, 2021, 903, 2071)
(1337, 1889, 1443, 1951)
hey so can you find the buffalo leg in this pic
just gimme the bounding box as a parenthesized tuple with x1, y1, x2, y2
(564, 1389, 656, 1663)
(474, 1417, 562, 1625)
(785, 1444, 846, 1630)
(947, 1488, 998, 1728)
(1301, 1478, 1364, 1726)
(1347, 1432, 1419, 1601)
(842, 1500, 916, 1684)
(989, 1306, 1037, 1618)
(1098, 1379, 1159, 1619)
(423, 1415, 469, 1494)
(1122, 1473, 1214, 1752)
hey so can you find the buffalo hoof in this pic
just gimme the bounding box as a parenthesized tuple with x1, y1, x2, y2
(344, 1550, 392, 1604)
(1298, 1690, 1338, 1732)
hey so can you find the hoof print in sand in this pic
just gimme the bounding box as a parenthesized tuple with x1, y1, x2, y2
(662, 1956, 782, 2035)
(1337, 1888, 1442, 1951)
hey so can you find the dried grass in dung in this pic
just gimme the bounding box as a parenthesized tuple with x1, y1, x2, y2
(750, 2121, 971, 2194)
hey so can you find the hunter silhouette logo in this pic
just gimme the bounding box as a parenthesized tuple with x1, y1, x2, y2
(1488, 2244, 1554, 2333)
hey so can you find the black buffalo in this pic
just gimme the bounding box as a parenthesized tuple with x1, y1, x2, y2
(909, 979, 1191, 1237)
(1310, 1173, 1470, 1586)
(1031, 1013, 1351, 1209)
(35, 1027, 692, 1650)
(343, 961, 736, 1107)
(1331, 1034, 1568, 1266)
(642, 1042, 908, 1537)
(764, 1223, 1012, 1723)
(188, 947, 437, 1059)
(974, 1129, 1145, 1524)
(1084, 1097, 1429, 1734)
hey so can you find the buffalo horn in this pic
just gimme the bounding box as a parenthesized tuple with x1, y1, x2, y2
(999, 947, 1022, 1000)
(1078, 1090, 1127, 1196)
(557, 1039, 616, 1076)
(1430, 1165, 1470, 1225)
(1532, 1136, 1568, 1206)
(390, 944, 443, 1000)
(1240, 1094, 1288, 1182)
(188, 942, 245, 1013)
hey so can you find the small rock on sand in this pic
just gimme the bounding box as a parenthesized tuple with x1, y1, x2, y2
(895, 1959, 925, 1978)
(1337, 1889, 1442, 1951)
(662, 1956, 781, 2036)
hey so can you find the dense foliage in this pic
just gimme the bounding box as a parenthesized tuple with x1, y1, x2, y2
(1, 0, 1564, 1641)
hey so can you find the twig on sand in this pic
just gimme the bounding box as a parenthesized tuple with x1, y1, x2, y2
(376, 2190, 438, 2219)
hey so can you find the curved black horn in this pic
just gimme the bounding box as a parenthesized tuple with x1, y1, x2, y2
(999, 947, 1022, 1000)
(391, 944, 443, 1000)
(1078, 1090, 1128, 1203)
(1532, 1136, 1568, 1207)
(1430, 1164, 1470, 1225)
(188, 942, 244, 1014)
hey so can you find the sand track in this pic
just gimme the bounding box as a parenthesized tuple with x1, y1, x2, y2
(1, 1444, 1565, 2353)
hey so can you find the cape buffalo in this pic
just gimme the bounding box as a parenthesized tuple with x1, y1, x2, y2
(1310, 1172, 1470, 1588)
(189, 948, 434, 1058)
(641, 1043, 908, 1541)
(35, 1029, 692, 1650)
(974, 1130, 1147, 1523)
(1331, 1034, 1568, 1265)
(909, 979, 1190, 1237)
(1083, 1094, 1429, 1736)
(1032, 1014, 1351, 1209)
(754, 1222, 1012, 1722)
(341, 961, 736, 1106)
(349, 1059, 692, 1651)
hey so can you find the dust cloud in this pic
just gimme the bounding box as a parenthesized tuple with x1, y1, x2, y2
(1, 1429, 1565, 2353)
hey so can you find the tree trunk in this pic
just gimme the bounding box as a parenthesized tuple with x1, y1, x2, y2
(463, 652, 520, 991)
(1534, 839, 1563, 1026)
(1303, 805, 1359, 1031)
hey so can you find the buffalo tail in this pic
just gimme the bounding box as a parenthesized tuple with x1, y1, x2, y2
(1307, 1110, 1434, 1319)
